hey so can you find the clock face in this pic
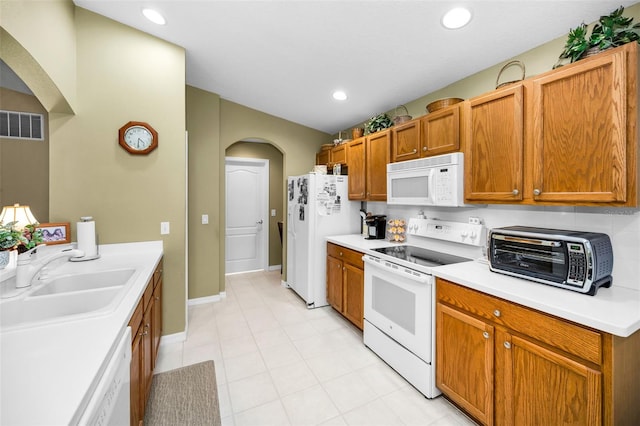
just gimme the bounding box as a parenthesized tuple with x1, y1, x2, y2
(124, 126, 152, 150)
(118, 121, 158, 154)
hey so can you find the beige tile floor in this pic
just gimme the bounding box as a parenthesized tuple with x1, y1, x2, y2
(155, 270, 476, 426)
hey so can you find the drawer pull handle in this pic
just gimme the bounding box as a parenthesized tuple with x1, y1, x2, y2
(493, 309, 501, 317)
(504, 341, 511, 349)
(482, 331, 490, 339)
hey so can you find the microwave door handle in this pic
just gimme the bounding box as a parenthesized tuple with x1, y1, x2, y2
(428, 168, 436, 205)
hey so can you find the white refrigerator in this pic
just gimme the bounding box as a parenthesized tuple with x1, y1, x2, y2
(286, 173, 359, 308)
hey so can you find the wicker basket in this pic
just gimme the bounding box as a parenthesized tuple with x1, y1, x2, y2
(426, 98, 464, 113)
(392, 105, 412, 125)
(496, 60, 525, 89)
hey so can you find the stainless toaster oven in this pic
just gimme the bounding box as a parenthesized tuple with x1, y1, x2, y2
(488, 226, 613, 295)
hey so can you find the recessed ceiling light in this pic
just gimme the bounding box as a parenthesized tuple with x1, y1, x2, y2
(442, 7, 471, 29)
(332, 90, 347, 101)
(142, 8, 166, 25)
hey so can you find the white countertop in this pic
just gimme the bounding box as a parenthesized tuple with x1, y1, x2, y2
(0, 241, 163, 425)
(327, 234, 640, 338)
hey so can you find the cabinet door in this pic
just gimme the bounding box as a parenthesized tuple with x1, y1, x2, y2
(421, 105, 460, 156)
(343, 263, 364, 330)
(437, 303, 494, 425)
(464, 84, 525, 202)
(366, 130, 390, 201)
(391, 119, 420, 162)
(530, 50, 627, 203)
(347, 138, 366, 200)
(130, 325, 144, 426)
(316, 149, 331, 165)
(498, 332, 602, 425)
(326, 255, 343, 312)
(142, 307, 153, 405)
(151, 279, 163, 369)
(331, 144, 347, 165)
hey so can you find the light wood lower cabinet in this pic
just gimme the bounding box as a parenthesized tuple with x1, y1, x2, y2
(436, 277, 640, 426)
(129, 258, 163, 426)
(326, 243, 364, 330)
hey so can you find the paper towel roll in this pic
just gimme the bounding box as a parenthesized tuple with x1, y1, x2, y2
(77, 217, 97, 257)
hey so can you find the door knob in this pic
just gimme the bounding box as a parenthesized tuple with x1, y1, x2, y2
(257, 219, 264, 224)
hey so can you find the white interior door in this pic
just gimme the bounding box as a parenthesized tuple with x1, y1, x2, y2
(225, 157, 269, 274)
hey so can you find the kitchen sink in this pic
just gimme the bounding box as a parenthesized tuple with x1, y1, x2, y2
(28, 268, 135, 297)
(0, 286, 126, 330)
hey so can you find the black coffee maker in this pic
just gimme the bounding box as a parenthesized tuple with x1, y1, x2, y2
(365, 215, 387, 240)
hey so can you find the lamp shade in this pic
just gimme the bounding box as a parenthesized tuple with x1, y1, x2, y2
(0, 204, 39, 230)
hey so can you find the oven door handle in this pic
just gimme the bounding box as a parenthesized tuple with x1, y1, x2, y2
(363, 255, 431, 284)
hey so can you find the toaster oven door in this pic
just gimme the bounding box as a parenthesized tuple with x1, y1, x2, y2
(490, 235, 568, 284)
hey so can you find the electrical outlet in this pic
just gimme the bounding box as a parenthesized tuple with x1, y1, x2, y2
(468, 216, 482, 225)
(160, 222, 170, 235)
(202, 214, 209, 224)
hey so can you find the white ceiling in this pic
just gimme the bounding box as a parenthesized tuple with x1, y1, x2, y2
(73, 1, 637, 134)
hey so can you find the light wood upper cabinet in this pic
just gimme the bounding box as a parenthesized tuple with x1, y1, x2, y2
(331, 143, 347, 165)
(464, 42, 638, 207)
(347, 137, 366, 200)
(530, 49, 629, 203)
(347, 131, 390, 201)
(391, 119, 421, 162)
(421, 105, 461, 156)
(315, 148, 330, 166)
(464, 84, 525, 202)
(366, 129, 390, 201)
(390, 106, 461, 163)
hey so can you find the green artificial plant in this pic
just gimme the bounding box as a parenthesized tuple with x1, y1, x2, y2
(557, 6, 640, 66)
(364, 113, 393, 135)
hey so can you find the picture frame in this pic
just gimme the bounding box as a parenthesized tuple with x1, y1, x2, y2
(36, 222, 71, 245)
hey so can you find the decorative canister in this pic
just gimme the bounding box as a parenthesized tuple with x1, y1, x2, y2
(352, 127, 364, 139)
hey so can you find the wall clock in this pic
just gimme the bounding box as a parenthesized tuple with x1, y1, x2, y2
(118, 121, 158, 155)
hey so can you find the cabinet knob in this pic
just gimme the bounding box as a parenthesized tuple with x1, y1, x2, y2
(533, 188, 541, 196)
(483, 331, 490, 339)
(155, 296, 160, 301)
(339, 252, 343, 256)
(512, 189, 519, 195)
(343, 267, 346, 271)
(422, 147, 427, 151)
(504, 341, 511, 349)
(493, 309, 501, 317)
(412, 149, 417, 153)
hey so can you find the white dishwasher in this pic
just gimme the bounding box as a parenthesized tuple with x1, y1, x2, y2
(77, 327, 131, 426)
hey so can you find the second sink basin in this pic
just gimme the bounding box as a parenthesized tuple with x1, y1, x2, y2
(29, 268, 136, 297)
(1, 286, 125, 330)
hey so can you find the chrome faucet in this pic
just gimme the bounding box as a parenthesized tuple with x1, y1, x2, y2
(15, 247, 85, 289)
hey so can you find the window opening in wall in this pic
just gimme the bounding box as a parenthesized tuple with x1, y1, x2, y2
(0, 110, 44, 140)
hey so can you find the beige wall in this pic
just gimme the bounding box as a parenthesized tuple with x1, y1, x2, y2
(0, 88, 49, 222)
(1, 3, 188, 335)
(0, 1, 76, 113)
(226, 141, 284, 268)
(186, 86, 221, 300)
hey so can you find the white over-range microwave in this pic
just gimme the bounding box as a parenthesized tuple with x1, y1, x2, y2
(386, 152, 465, 206)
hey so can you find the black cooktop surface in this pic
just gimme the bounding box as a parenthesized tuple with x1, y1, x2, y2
(372, 245, 471, 268)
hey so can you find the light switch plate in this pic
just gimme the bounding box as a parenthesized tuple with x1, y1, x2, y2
(160, 222, 170, 235)
(202, 214, 209, 224)
(271, 209, 276, 217)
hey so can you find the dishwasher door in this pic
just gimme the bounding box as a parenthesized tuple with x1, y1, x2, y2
(78, 326, 131, 426)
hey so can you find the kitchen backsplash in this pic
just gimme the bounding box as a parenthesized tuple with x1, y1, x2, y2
(366, 202, 640, 292)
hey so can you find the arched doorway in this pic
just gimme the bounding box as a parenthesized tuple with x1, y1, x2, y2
(225, 139, 284, 274)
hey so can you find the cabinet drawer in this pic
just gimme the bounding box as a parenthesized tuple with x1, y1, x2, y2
(327, 243, 364, 268)
(436, 278, 603, 365)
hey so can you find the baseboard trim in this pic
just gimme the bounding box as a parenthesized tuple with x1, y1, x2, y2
(268, 264, 281, 271)
(188, 292, 227, 306)
(159, 331, 187, 346)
